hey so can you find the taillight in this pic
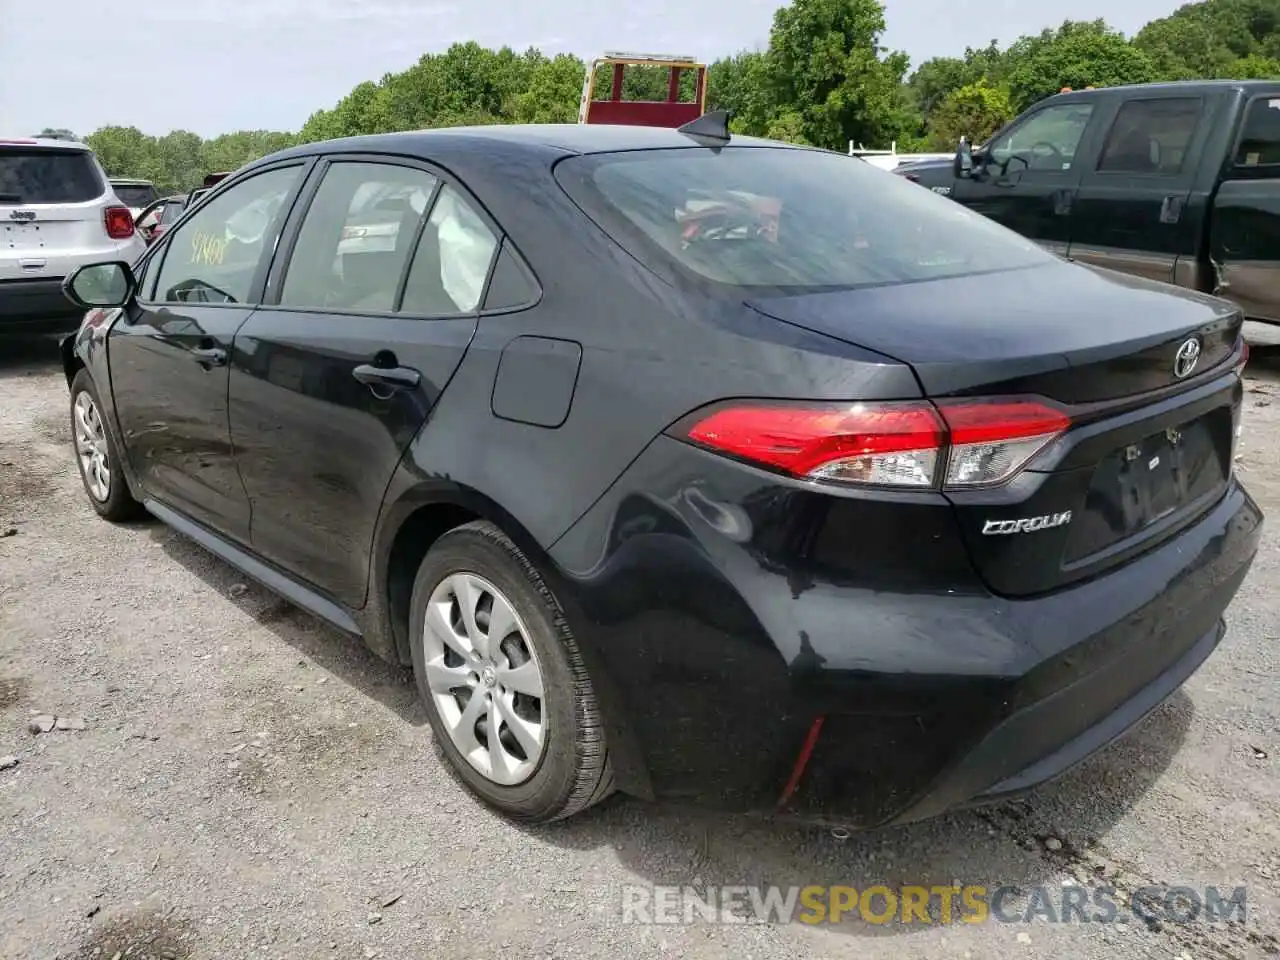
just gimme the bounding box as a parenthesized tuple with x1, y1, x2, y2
(935, 398, 1071, 487)
(104, 205, 134, 240)
(679, 397, 1070, 490)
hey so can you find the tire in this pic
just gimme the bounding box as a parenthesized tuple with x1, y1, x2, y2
(69, 369, 144, 522)
(409, 520, 614, 822)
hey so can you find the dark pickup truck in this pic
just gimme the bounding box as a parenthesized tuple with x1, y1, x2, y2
(898, 80, 1280, 325)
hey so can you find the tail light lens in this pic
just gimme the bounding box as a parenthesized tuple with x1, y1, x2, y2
(937, 399, 1071, 487)
(679, 397, 1070, 490)
(104, 205, 135, 240)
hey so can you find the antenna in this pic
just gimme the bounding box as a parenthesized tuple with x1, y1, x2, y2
(676, 109, 731, 144)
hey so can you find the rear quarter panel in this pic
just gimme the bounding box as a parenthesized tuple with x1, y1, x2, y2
(385, 146, 921, 556)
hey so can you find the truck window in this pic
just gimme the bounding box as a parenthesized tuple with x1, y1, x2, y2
(988, 102, 1095, 173)
(1234, 97, 1280, 168)
(1096, 98, 1202, 175)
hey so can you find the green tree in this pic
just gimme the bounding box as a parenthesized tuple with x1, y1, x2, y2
(1004, 20, 1157, 111)
(1230, 51, 1280, 75)
(708, 52, 776, 135)
(765, 0, 916, 150)
(513, 54, 588, 124)
(36, 127, 79, 141)
(927, 80, 1014, 149)
(76, 0, 1280, 178)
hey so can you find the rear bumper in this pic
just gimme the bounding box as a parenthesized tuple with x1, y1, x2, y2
(548, 435, 1263, 827)
(0, 278, 80, 333)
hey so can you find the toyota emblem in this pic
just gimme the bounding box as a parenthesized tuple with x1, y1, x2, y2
(1173, 337, 1201, 379)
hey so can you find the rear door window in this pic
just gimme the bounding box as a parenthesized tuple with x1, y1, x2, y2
(401, 184, 498, 314)
(556, 146, 1052, 293)
(278, 161, 439, 313)
(1096, 98, 1203, 175)
(159, 199, 185, 224)
(112, 183, 159, 207)
(0, 148, 105, 204)
(1235, 96, 1280, 168)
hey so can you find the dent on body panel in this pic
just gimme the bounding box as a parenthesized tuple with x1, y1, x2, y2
(1210, 179, 1280, 323)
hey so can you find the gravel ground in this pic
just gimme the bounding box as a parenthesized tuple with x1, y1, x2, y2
(1, 331, 1277, 960)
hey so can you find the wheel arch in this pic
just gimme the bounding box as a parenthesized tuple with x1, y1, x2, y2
(369, 477, 654, 801)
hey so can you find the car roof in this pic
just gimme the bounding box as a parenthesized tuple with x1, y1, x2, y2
(254, 123, 803, 170)
(0, 136, 93, 151)
(1056, 79, 1280, 99)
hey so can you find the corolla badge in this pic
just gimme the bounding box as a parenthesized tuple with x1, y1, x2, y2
(982, 511, 1072, 535)
(1173, 337, 1201, 379)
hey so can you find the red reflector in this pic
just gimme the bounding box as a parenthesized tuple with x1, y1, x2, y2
(685, 401, 943, 480)
(1237, 340, 1250, 375)
(935, 399, 1071, 445)
(777, 716, 825, 808)
(104, 205, 134, 240)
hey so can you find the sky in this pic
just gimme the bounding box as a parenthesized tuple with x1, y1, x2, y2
(0, 0, 1183, 139)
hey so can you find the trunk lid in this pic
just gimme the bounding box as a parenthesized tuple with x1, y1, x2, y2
(747, 260, 1240, 403)
(748, 259, 1244, 596)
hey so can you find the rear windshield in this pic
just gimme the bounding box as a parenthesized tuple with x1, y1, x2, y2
(0, 148, 104, 204)
(556, 146, 1053, 294)
(113, 183, 159, 207)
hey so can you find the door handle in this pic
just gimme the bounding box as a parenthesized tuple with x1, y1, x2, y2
(190, 346, 227, 367)
(352, 363, 420, 390)
(1160, 195, 1185, 224)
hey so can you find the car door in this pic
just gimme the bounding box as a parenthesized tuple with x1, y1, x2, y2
(953, 98, 1099, 255)
(1068, 95, 1212, 284)
(108, 161, 310, 543)
(228, 156, 505, 606)
(1210, 92, 1280, 323)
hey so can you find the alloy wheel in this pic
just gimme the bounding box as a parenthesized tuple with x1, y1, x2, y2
(73, 392, 111, 502)
(422, 572, 547, 786)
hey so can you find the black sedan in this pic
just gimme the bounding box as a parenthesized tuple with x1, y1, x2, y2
(58, 118, 1262, 828)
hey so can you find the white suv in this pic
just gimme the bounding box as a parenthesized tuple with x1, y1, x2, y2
(1, 137, 147, 336)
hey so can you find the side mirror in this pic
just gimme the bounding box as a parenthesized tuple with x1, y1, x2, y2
(62, 261, 136, 310)
(954, 138, 974, 179)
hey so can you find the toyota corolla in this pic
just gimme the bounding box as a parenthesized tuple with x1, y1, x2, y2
(58, 117, 1262, 828)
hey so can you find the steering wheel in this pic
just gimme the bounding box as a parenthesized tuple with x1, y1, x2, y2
(1028, 141, 1066, 166)
(167, 277, 238, 304)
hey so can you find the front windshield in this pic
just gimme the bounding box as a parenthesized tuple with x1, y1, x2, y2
(557, 146, 1054, 294)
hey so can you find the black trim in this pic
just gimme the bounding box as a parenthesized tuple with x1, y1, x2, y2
(143, 498, 362, 636)
(392, 178, 445, 311)
(480, 238, 543, 314)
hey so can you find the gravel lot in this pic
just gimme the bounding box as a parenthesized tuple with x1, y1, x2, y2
(1, 331, 1278, 960)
